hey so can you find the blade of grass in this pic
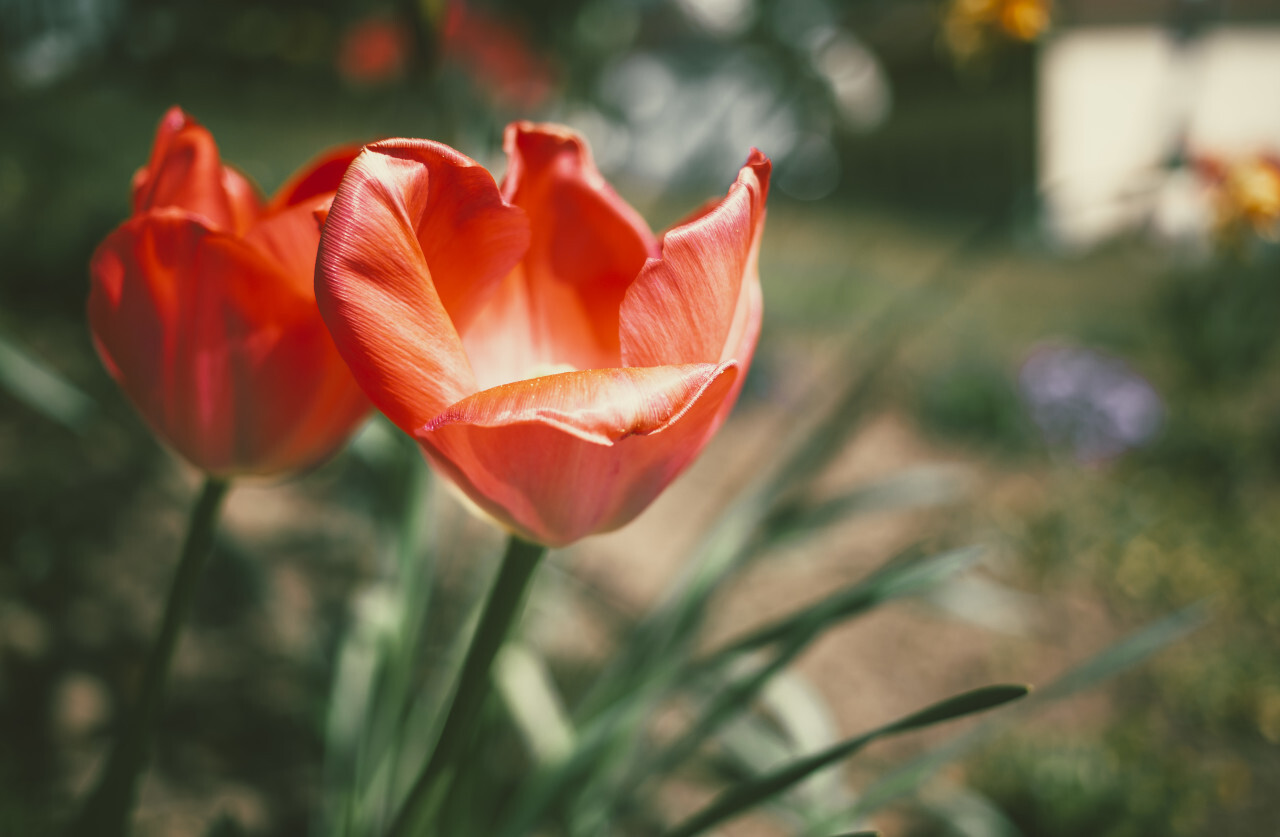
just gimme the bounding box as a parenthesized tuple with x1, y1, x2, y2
(0, 331, 96, 431)
(758, 466, 969, 552)
(696, 545, 983, 670)
(578, 217, 1002, 723)
(560, 217, 1007, 833)
(496, 663, 692, 837)
(66, 478, 231, 837)
(584, 544, 986, 832)
(366, 455, 437, 827)
(387, 535, 545, 837)
(645, 546, 981, 783)
(318, 441, 438, 837)
(802, 602, 1209, 834)
(318, 586, 398, 837)
(664, 684, 1030, 837)
(495, 641, 576, 765)
(703, 676, 850, 832)
(743, 670, 849, 816)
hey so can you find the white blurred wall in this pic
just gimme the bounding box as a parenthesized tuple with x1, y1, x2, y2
(1039, 25, 1280, 249)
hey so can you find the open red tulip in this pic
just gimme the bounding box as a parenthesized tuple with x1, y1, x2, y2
(89, 107, 371, 476)
(316, 122, 770, 546)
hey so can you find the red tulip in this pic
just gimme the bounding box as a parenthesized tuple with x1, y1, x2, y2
(316, 122, 770, 546)
(89, 107, 371, 476)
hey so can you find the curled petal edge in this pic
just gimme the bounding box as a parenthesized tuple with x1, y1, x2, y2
(418, 362, 738, 445)
(415, 362, 740, 545)
(315, 138, 531, 432)
(131, 107, 263, 234)
(619, 149, 771, 368)
(267, 143, 365, 212)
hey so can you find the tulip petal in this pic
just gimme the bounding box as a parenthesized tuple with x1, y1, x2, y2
(188, 230, 369, 474)
(416, 362, 738, 545)
(220, 167, 262, 236)
(316, 140, 531, 433)
(462, 123, 659, 385)
(619, 150, 770, 368)
(90, 211, 367, 475)
(267, 144, 363, 211)
(131, 107, 262, 234)
(245, 194, 332, 300)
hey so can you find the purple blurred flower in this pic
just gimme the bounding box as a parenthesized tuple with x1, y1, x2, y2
(1018, 344, 1164, 464)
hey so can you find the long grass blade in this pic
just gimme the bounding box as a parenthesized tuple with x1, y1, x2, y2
(647, 545, 980, 783)
(701, 545, 983, 670)
(575, 220, 998, 723)
(802, 603, 1208, 834)
(0, 331, 95, 431)
(664, 685, 1030, 837)
(760, 467, 969, 552)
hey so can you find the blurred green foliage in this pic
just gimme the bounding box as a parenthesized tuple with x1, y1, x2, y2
(906, 237, 1280, 835)
(914, 352, 1037, 457)
(1158, 259, 1280, 387)
(965, 735, 1210, 837)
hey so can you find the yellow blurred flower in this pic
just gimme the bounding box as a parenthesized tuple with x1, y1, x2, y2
(1229, 157, 1280, 234)
(943, 0, 1051, 64)
(999, 0, 1051, 40)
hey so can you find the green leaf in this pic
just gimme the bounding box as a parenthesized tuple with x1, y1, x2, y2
(579, 213, 1001, 726)
(569, 544, 985, 834)
(494, 642, 576, 764)
(0, 331, 95, 431)
(700, 545, 984, 668)
(803, 603, 1208, 834)
(1033, 601, 1208, 702)
(880, 685, 1030, 734)
(715, 673, 852, 829)
(912, 782, 1023, 837)
(664, 684, 1029, 837)
(320, 456, 449, 837)
(386, 537, 546, 837)
(760, 466, 968, 551)
(495, 697, 651, 837)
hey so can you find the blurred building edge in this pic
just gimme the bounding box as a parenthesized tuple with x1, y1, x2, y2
(1038, 0, 1280, 252)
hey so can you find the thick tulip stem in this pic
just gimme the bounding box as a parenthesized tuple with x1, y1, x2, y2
(390, 535, 546, 837)
(67, 476, 231, 837)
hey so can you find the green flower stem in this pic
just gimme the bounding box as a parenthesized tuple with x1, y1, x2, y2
(388, 534, 546, 837)
(67, 476, 231, 837)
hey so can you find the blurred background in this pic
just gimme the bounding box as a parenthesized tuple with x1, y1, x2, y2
(3, 0, 1280, 834)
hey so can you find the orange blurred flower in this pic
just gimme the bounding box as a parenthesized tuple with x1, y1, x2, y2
(316, 123, 770, 545)
(89, 108, 370, 476)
